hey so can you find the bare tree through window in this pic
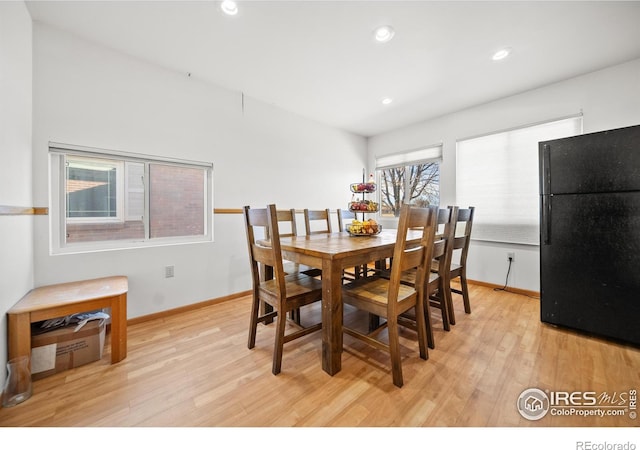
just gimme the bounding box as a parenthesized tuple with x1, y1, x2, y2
(379, 163, 439, 217)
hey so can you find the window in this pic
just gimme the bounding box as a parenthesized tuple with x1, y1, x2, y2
(66, 157, 123, 221)
(50, 143, 213, 253)
(376, 145, 441, 218)
(456, 115, 582, 245)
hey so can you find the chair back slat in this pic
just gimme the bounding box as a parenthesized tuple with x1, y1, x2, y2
(304, 208, 332, 235)
(432, 239, 446, 259)
(453, 235, 467, 250)
(274, 208, 298, 238)
(251, 244, 276, 268)
(456, 208, 473, 222)
(436, 208, 451, 235)
(398, 246, 425, 272)
(264, 208, 298, 239)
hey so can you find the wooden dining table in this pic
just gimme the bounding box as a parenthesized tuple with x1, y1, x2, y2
(279, 229, 422, 376)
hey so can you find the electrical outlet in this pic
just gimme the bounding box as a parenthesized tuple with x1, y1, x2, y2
(165, 265, 175, 278)
(507, 252, 515, 262)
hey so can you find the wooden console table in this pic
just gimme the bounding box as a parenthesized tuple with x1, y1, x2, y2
(7, 276, 128, 366)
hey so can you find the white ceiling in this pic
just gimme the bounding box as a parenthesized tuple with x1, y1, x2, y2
(25, 1, 640, 137)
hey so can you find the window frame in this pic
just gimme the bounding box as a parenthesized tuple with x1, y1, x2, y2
(49, 142, 214, 254)
(64, 155, 125, 224)
(375, 144, 442, 219)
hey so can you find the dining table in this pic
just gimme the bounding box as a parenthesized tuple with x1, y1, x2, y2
(278, 228, 422, 376)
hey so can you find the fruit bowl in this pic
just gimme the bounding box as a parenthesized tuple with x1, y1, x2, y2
(348, 200, 379, 212)
(347, 220, 382, 236)
(350, 182, 376, 193)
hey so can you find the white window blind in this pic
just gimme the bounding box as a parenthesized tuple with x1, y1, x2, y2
(375, 144, 442, 169)
(456, 116, 582, 245)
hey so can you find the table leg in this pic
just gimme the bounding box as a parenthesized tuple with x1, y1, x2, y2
(321, 259, 343, 375)
(8, 313, 31, 365)
(109, 293, 128, 363)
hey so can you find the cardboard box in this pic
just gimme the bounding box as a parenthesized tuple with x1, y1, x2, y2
(30, 320, 106, 380)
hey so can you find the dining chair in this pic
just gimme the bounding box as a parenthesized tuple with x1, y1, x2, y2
(261, 208, 321, 324)
(300, 208, 334, 282)
(303, 208, 332, 235)
(243, 204, 323, 375)
(382, 207, 457, 347)
(341, 204, 437, 388)
(444, 206, 475, 324)
(427, 206, 458, 329)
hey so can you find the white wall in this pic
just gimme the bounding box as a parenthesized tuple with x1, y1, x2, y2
(0, 2, 34, 388)
(30, 23, 367, 320)
(368, 58, 640, 292)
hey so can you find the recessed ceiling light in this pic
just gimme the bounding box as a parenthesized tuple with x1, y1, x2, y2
(221, 0, 238, 16)
(381, 97, 393, 105)
(492, 48, 511, 61)
(374, 26, 395, 43)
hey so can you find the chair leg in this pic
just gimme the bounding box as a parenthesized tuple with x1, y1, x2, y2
(460, 274, 471, 314)
(368, 313, 381, 332)
(446, 280, 457, 326)
(290, 308, 301, 325)
(423, 297, 435, 350)
(272, 309, 287, 375)
(248, 291, 261, 349)
(445, 293, 456, 325)
(415, 298, 429, 360)
(387, 319, 404, 388)
(433, 284, 451, 332)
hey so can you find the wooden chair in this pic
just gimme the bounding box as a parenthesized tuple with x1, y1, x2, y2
(341, 204, 437, 388)
(303, 208, 332, 235)
(299, 208, 333, 280)
(383, 207, 458, 343)
(425, 206, 458, 330)
(444, 206, 475, 325)
(244, 204, 323, 375)
(260, 208, 321, 324)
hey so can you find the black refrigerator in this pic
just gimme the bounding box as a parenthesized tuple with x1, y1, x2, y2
(539, 124, 640, 346)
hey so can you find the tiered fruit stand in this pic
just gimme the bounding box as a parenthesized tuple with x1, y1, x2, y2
(347, 171, 381, 235)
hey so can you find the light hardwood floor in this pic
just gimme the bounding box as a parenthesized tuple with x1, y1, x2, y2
(1, 283, 638, 427)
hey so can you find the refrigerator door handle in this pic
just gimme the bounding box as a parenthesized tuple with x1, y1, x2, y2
(540, 143, 552, 245)
(541, 144, 551, 196)
(542, 194, 551, 245)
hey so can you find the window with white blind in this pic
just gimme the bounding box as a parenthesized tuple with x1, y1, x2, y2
(50, 143, 213, 253)
(456, 115, 583, 245)
(376, 144, 442, 218)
